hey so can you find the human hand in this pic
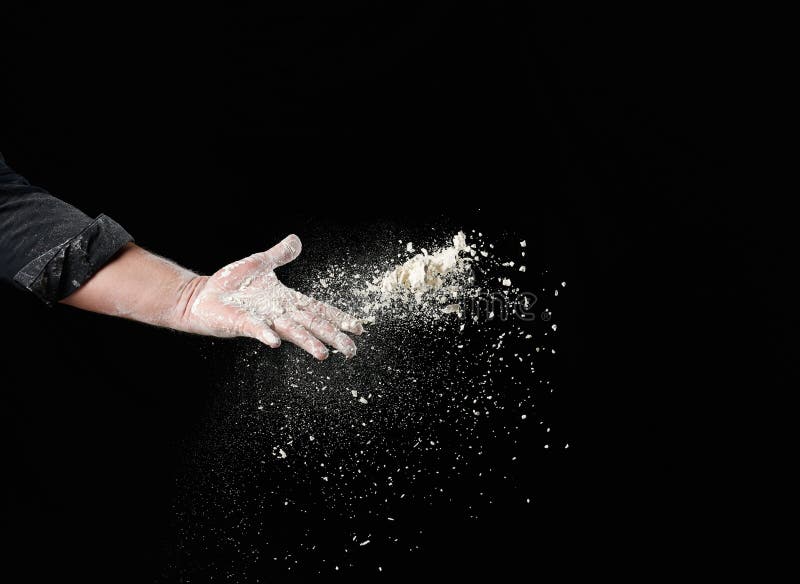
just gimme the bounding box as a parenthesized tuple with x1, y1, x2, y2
(177, 234, 363, 360)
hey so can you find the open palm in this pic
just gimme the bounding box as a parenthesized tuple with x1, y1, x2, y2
(185, 234, 362, 360)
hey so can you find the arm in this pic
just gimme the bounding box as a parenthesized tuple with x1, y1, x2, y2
(61, 236, 363, 360)
(1, 153, 361, 359)
(59, 242, 203, 331)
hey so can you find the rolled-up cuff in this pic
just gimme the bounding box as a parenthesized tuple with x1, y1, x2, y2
(13, 214, 133, 305)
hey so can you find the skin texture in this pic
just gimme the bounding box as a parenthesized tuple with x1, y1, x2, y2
(60, 234, 362, 360)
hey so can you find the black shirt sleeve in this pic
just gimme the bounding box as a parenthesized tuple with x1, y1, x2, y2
(0, 152, 133, 305)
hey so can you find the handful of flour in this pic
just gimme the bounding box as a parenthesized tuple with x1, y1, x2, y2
(377, 232, 471, 300)
(355, 232, 474, 322)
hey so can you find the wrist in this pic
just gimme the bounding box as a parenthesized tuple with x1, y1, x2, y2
(169, 274, 209, 332)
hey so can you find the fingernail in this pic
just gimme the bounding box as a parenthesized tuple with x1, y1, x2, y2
(262, 331, 281, 347)
(346, 319, 364, 334)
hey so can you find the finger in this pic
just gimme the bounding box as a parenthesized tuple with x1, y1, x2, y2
(189, 297, 282, 347)
(293, 293, 364, 335)
(273, 316, 329, 360)
(290, 310, 357, 358)
(238, 314, 282, 348)
(219, 234, 302, 287)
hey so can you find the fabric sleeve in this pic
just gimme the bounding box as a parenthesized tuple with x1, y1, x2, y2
(0, 152, 133, 305)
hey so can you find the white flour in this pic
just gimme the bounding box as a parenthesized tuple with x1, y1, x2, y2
(175, 225, 569, 578)
(355, 231, 474, 323)
(296, 228, 537, 332)
(375, 231, 470, 300)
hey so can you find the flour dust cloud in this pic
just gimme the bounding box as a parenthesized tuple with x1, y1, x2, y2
(165, 225, 568, 580)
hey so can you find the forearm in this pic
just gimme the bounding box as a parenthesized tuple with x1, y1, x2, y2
(60, 243, 206, 332)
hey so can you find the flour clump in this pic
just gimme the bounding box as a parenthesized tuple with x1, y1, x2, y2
(377, 231, 470, 300)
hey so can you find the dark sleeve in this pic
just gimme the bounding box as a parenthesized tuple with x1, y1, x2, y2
(0, 152, 133, 305)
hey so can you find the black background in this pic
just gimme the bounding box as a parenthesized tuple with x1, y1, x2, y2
(1, 4, 782, 581)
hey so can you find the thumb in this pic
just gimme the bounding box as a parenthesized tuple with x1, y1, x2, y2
(263, 234, 302, 270)
(220, 234, 302, 287)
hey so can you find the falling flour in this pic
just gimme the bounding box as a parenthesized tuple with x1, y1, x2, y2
(376, 231, 470, 299)
(354, 231, 474, 323)
(170, 225, 569, 579)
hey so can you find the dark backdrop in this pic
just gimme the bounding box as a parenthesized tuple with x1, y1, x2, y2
(1, 5, 776, 582)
